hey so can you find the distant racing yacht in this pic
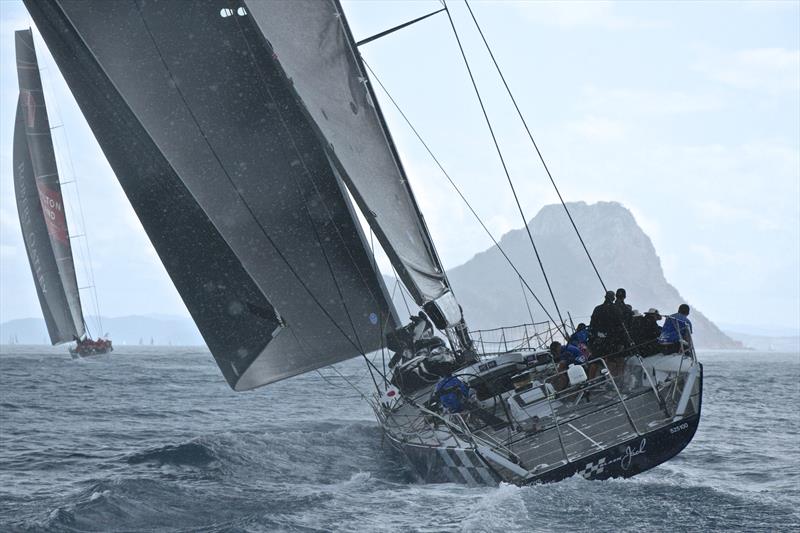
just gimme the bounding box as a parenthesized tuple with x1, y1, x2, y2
(12, 28, 112, 358)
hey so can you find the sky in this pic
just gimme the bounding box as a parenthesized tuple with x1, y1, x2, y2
(0, 0, 798, 333)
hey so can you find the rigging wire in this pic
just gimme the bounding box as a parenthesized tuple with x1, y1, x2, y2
(393, 268, 413, 317)
(356, 7, 446, 47)
(362, 60, 564, 333)
(519, 275, 535, 326)
(315, 368, 369, 399)
(287, 326, 373, 400)
(366, 227, 395, 384)
(463, 0, 607, 293)
(441, 2, 567, 336)
(38, 60, 104, 337)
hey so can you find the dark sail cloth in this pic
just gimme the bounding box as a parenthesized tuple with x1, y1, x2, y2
(589, 301, 625, 358)
(631, 315, 662, 356)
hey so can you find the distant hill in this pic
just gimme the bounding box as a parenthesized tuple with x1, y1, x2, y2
(390, 201, 741, 349)
(3, 202, 743, 350)
(723, 331, 799, 352)
(0, 315, 203, 346)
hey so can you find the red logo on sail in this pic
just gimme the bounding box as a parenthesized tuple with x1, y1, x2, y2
(36, 183, 68, 244)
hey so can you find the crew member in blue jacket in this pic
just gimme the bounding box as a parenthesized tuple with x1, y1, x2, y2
(433, 376, 470, 413)
(550, 341, 587, 390)
(569, 323, 590, 346)
(658, 304, 693, 354)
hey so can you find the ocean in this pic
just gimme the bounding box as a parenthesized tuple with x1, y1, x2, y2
(1, 346, 798, 532)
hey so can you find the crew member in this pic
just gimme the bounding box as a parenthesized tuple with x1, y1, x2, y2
(632, 308, 662, 356)
(658, 304, 693, 354)
(550, 341, 586, 390)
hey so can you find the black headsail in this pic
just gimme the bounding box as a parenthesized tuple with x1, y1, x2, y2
(23, 0, 400, 389)
(244, 0, 462, 324)
(13, 29, 85, 345)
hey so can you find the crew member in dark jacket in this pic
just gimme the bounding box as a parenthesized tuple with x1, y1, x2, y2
(614, 288, 634, 336)
(632, 308, 662, 356)
(589, 291, 620, 356)
(588, 291, 625, 377)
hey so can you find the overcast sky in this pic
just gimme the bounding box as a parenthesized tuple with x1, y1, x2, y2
(0, 1, 798, 333)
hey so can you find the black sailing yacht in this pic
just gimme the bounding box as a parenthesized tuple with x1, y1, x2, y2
(12, 28, 112, 358)
(21, 0, 701, 485)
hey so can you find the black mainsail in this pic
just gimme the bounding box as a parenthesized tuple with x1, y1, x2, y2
(244, 0, 451, 308)
(22, 0, 439, 389)
(13, 28, 85, 345)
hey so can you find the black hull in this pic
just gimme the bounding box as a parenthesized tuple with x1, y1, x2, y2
(387, 363, 703, 485)
(69, 346, 113, 359)
(529, 410, 701, 483)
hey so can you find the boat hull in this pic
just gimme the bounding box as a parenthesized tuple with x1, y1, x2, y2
(384, 363, 703, 486)
(69, 345, 113, 358)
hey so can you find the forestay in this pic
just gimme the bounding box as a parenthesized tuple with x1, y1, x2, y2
(13, 29, 85, 345)
(245, 0, 451, 307)
(24, 0, 398, 388)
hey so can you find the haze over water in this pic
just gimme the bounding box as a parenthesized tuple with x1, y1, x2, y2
(1, 346, 798, 532)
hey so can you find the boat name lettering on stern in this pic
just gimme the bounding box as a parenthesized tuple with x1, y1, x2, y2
(601, 438, 647, 471)
(620, 439, 647, 470)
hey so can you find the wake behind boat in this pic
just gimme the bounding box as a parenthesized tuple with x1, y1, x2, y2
(21, 0, 702, 486)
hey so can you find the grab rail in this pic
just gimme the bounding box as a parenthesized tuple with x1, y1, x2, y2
(377, 342, 698, 470)
(470, 322, 558, 355)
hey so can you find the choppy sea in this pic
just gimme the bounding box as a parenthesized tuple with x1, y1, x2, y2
(1, 346, 798, 532)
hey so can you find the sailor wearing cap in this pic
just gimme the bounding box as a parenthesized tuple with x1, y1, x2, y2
(632, 308, 663, 357)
